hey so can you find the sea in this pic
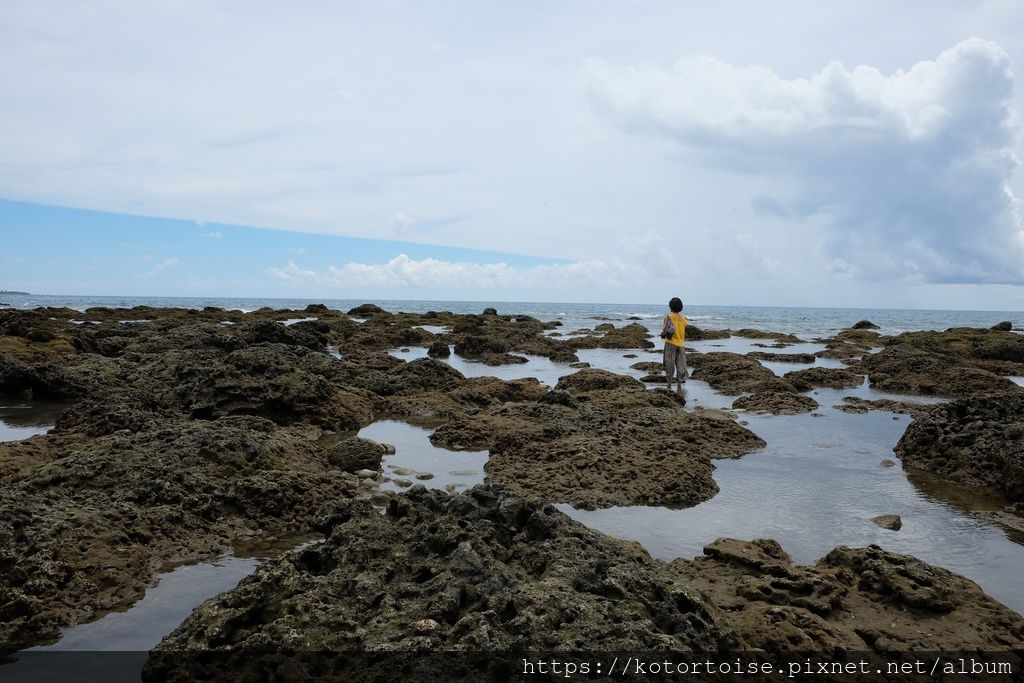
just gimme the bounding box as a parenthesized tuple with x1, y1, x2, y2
(1, 293, 1019, 339)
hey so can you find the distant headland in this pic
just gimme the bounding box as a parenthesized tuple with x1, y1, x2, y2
(0, 290, 29, 295)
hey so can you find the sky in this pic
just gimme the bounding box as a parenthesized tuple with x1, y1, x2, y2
(2, 1, 1024, 308)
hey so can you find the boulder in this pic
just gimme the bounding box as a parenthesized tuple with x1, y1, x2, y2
(895, 394, 1024, 505)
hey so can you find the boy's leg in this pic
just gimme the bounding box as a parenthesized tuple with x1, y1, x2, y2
(680, 349, 687, 383)
(663, 343, 674, 389)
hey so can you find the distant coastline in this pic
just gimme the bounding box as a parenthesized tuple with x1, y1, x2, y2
(0, 290, 29, 295)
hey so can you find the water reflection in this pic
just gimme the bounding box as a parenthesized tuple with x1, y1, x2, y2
(0, 403, 67, 442)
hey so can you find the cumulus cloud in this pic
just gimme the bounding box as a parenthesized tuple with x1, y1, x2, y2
(267, 254, 626, 290)
(584, 38, 1024, 284)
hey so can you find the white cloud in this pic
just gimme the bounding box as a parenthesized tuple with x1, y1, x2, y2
(390, 212, 415, 234)
(584, 38, 1024, 284)
(267, 254, 627, 290)
(144, 257, 181, 276)
(200, 231, 222, 239)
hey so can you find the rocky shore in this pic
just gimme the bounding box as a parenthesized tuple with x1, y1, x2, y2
(148, 486, 1023, 680)
(1, 305, 1023, 660)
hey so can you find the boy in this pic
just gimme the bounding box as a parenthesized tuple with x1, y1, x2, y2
(662, 297, 687, 391)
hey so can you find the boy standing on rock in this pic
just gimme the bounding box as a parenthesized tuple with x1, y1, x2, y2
(662, 297, 688, 391)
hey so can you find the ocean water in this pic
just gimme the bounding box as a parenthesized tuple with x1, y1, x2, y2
(1, 293, 1020, 339)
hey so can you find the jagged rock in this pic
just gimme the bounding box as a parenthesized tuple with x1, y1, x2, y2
(731, 328, 802, 343)
(690, 352, 797, 395)
(732, 391, 818, 415)
(686, 325, 730, 341)
(895, 394, 1024, 505)
(992, 321, 1013, 332)
(430, 370, 764, 509)
(668, 538, 1024, 651)
(346, 304, 387, 316)
(327, 437, 385, 473)
(747, 351, 815, 364)
(426, 340, 451, 358)
(870, 514, 902, 531)
(852, 320, 880, 329)
(149, 485, 737, 673)
(850, 344, 1023, 396)
(783, 367, 864, 391)
(833, 397, 932, 419)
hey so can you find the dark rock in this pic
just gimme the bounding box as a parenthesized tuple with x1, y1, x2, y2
(669, 539, 1024, 650)
(689, 352, 796, 395)
(870, 514, 902, 531)
(683, 324, 729, 341)
(453, 335, 508, 357)
(783, 367, 863, 391)
(481, 307, 497, 315)
(747, 351, 815, 364)
(150, 485, 737, 664)
(851, 320, 880, 330)
(327, 437, 384, 472)
(426, 340, 451, 358)
(346, 304, 387, 316)
(431, 371, 765, 509)
(991, 321, 1013, 332)
(833, 397, 931, 419)
(732, 391, 818, 415)
(895, 394, 1024, 505)
(850, 344, 1023, 397)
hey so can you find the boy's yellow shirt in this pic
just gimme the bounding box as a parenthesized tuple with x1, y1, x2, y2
(666, 312, 687, 347)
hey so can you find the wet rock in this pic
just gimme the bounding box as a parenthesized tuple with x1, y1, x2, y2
(732, 391, 818, 415)
(689, 352, 797, 395)
(783, 367, 864, 391)
(870, 514, 902, 531)
(150, 485, 737, 666)
(53, 389, 177, 437)
(391, 467, 415, 476)
(991, 321, 1013, 332)
(568, 361, 590, 368)
(895, 394, 1024, 506)
(346, 304, 387, 317)
(685, 325, 730, 341)
(169, 344, 375, 429)
(731, 328, 802, 343)
(851, 320, 880, 329)
(0, 416, 352, 652)
(481, 307, 497, 316)
(566, 323, 654, 350)
(426, 340, 450, 358)
(431, 370, 765, 509)
(668, 538, 1024, 651)
(880, 459, 896, 467)
(850, 344, 1023, 397)
(414, 473, 434, 481)
(833, 397, 931, 419)
(747, 351, 815, 364)
(327, 438, 384, 473)
(630, 361, 663, 373)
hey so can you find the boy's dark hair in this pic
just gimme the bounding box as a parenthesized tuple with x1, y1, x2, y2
(669, 297, 683, 313)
